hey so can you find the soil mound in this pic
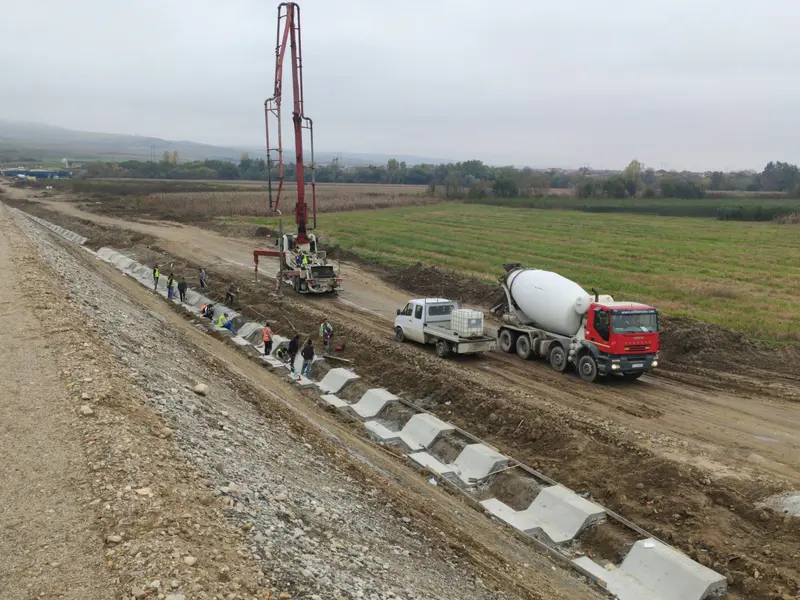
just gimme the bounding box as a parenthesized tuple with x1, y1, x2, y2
(659, 316, 753, 361)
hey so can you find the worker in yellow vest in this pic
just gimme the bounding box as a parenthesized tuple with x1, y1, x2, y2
(217, 312, 235, 334)
(262, 322, 274, 356)
(152, 265, 160, 290)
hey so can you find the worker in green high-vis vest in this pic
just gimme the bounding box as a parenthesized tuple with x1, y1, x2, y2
(152, 265, 160, 290)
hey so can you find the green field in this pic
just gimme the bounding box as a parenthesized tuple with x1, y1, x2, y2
(466, 194, 800, 221)
(252, 204, 800, 339)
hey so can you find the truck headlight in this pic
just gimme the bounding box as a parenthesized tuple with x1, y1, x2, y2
(611, 364, 620, 370)
(651, 360, 658, 367)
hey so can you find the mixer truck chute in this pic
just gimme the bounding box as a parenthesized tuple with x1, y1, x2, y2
(492, 265, 660, 382)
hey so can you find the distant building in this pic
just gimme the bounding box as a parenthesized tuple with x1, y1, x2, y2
(0, 168, 73, 179)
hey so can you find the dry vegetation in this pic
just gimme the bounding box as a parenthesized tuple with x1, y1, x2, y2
(88, 183, 437, 220)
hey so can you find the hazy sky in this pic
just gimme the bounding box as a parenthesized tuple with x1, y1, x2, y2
(1, 0, 799, 170)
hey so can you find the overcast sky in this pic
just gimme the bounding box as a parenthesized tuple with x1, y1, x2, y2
(1, 0, 798, 170)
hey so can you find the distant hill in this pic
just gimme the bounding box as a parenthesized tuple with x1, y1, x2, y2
(0, 120, 451, 167)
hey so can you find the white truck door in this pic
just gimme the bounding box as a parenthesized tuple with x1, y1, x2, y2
(409, 303, 426, 342)
(395, 302, 415, 341)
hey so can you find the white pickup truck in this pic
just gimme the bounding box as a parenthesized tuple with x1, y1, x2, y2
(394, 298, 497, 358)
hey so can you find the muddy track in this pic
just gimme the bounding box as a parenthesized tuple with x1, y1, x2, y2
(6, 190, 800, 599)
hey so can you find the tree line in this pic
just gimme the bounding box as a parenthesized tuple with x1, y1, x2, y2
(84, 157, 800, 199)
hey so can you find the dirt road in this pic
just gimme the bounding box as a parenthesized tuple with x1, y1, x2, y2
(0, 196, 605, 599)
(0, 204, 111, 598)
(26, 194, 800, 487)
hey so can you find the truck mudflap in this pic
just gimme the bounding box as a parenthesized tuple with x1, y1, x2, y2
(454, 339, 497, 354)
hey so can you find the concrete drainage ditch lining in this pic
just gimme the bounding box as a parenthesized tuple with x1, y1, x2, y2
(14, 214, 728, 600)
(18, 210, 89, 245)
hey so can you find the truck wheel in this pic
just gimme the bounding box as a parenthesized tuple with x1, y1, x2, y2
(499, 329, 517, 353)
(293, 276, 300, 292)
(395, 327, 405, 343)
(435, 340, 450, 358)
(577, 355, 598, 383)
(516, 335, 532, 360)
(624, 372, 643, 380)
(549, 345, 567, 372)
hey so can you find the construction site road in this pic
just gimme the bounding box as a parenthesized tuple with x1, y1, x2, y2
(0, 197, 605, 600)
(19, 192, 800, 488)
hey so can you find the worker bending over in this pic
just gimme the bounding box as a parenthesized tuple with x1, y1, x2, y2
(200, 303, 214, 319)
(262, 322, 274, 356)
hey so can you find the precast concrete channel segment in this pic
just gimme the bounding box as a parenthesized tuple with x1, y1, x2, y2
(16, 210, 729, 600)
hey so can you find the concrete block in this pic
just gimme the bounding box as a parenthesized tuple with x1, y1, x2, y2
(364, 421, 400, 444)
(572, 556, 658, 600)
(398, 413, 454, 451)
(287, 372, 314, 387)
(408, 451, 455, 476)
(452, 444, 509, 486)
(259, 355, 287, 370)
(481, 484, 605, 544)
(623, 539, 726, 600)
(317, 368, 360, 394)
(237, 322, 263, 340)
(350, 388, 398, 419)
(231, 336, 251, 348)
(321, 394, 349, 409)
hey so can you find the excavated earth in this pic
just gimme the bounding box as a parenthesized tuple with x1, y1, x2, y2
(4, 184, 800, 600)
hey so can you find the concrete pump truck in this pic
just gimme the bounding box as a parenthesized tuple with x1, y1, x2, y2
(254, 2, 342, 294)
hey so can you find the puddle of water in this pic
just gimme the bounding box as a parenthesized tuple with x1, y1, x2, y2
(753, 435, 780, 443)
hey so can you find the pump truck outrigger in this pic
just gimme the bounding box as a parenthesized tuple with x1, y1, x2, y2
(491, 264, 660, 382)
(253, 2, 342, 294)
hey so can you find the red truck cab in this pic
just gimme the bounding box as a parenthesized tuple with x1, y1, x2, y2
(582, 302, 660, 380)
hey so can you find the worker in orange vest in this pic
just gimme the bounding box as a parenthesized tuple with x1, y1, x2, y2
(262, 322, 274, 356)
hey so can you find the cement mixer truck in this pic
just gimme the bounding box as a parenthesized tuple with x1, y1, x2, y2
(491, 264, 660, 382)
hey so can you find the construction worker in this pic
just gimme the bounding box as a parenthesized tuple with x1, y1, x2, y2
(301, 254, 309, 267)
(262, 322, 274, 356)
(152, 265, 160, 290)
(274, 345, 288, 363)
(177, 279, 187, 303)
(300, 338, 315, 378)
(287, 334, 300, 374)
(166, 273, 176, 299)
(217, 312, 235, 334)
(199, 267, 207, 289)
(200, 303, 214, 319)
(319, 318, 333, 354)
(295, 254, 302, 268)
(224, 281, 237, 306)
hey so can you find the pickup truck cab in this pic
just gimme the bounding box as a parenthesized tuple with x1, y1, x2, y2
(394, 298, 496, 358)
